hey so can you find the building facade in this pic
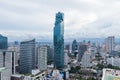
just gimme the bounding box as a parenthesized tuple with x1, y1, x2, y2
(19, 39, 36, 74)
(81, 51, 91, 68)
(37, 46, 47, 71)
(0, 50, 16, 74)
(54, 12, 64, 69)
(105, 36, 115, 54)
(0, 67, 11, 80)
(0, 34, 8, 49)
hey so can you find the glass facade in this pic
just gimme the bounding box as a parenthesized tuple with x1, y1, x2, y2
(54, 12, 64, 69)
(0, 34, 8, 49)
(19, 39, 35, 74)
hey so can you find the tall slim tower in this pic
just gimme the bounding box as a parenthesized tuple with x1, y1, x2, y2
(54, 12, 64, 69)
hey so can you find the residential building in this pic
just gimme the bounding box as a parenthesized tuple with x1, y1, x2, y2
(0, 50, 16, 74)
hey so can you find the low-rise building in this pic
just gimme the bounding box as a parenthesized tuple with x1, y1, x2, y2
(0, 67, 11, 80)
(102, 68, 120, 80)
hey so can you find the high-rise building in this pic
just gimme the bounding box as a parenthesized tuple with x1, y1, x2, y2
(54, 12, 64, 69)
(8, 45, 20, 73)
(105, 36, 115, 54)
(47, 46, 54, 62)
(0, 34, 8, 49)
(78, 44, 87, 62)
(0, 50, 16, 74)
(37, 46, 47, 71)
(19, 39, 36, 74)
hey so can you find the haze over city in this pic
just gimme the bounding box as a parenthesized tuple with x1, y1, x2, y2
(1, 0, 120, 41)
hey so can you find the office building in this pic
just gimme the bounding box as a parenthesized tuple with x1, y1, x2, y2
(54, 12, 64, 69)
(19, 39, 36, 74)
(0, 50, 16, 74)
(0, 34, 8, 49)
(38, 46, 47, 71)
(47, 46, 54, 61)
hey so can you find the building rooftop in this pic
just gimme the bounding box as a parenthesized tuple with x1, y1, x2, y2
(0, 67, 6, 72)
(21, 38, 35, 43)
(11, 74, 23, 78)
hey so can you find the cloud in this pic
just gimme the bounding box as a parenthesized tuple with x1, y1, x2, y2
(0, 0, 120, 41)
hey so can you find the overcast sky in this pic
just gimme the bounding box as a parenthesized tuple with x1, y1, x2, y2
(0, 0, 120, 41)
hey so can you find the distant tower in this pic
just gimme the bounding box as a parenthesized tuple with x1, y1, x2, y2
(105, 36, 115, 54)
(37, 46, 47, 71)
(72, 40, 78, 53)
(0, 34, 8, 49)
(19, 39, 36, 74)
(54, 12, 64, 69)
(72, 40, 78, 57)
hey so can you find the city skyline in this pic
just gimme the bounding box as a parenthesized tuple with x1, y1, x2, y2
(1, 1, 120, 79)
(1, 0, 120, 41)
